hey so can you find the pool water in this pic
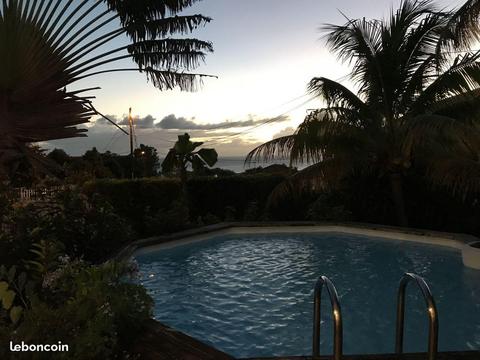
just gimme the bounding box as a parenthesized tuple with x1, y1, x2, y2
(133, 232, 480, 358)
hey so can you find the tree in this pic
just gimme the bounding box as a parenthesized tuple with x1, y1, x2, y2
(247, 0, 480, 226)
(134, 144, 160, 178)
(0, 0, 214, 177)
(47, 149, 70, 167)
(162, 133, 218, 194)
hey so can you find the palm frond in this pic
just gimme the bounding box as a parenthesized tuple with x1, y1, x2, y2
(413, 52, 480, 110)
(438, 0, 480, 50)
(245, 135, 298, 165)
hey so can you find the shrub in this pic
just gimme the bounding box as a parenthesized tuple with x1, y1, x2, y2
(0, 260, 153, 360)
(83, 178, 182, 235)
(187, 174, 287, 220)
(145, 200, 191, 235)
(307, 193, 352, 221)
(0, 189, 133, 264)
(82, 174, 287, 233)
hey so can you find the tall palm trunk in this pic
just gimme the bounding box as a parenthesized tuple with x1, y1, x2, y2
(390, 173, 408, 227)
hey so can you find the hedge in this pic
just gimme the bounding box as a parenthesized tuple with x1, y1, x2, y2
(82, 174, 287, 235)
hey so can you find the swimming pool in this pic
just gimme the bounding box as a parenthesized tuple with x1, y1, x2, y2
(133, 230, 480, 358)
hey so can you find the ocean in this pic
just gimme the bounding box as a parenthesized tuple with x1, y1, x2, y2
(215, 156, 291, 173)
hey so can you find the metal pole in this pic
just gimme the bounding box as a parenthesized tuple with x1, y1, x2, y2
(395, 273, 439, 360)
(129, 107, 134, 179)
(312, 275, 343, 360)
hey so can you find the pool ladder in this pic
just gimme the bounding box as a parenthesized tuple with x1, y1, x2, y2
(312, 273, 439, 360)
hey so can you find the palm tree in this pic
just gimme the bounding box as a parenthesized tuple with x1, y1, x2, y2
(0, 0, 214, 176)
(247, 0, 480, 226)
(162, 133, 218, 195)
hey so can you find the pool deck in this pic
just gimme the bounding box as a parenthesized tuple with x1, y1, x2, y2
(136, 319, 479, 360)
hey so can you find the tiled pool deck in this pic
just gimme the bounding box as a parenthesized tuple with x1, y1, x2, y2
(123, 222, 480, 360)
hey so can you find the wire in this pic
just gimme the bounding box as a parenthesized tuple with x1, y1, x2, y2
(102, 131, 120, 152)
(205, 96, 317, 146)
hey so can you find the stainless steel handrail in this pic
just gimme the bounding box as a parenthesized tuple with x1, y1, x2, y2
(312, 275, 343, 360)
(395, 273, 439, 360)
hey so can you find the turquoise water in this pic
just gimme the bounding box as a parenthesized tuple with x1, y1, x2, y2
(133, 233, 480, 358)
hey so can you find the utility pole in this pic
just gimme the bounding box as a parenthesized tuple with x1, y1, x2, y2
(128, 107, 134, 179)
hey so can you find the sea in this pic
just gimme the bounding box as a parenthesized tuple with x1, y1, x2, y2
(214, 156, 291, 173)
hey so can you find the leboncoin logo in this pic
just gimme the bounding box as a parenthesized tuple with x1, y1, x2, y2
(10, 341, 69, 352)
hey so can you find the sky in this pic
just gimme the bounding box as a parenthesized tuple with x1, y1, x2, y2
(44, 0, 466, 159)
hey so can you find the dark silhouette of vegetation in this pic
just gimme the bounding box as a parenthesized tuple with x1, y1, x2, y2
(0, 0, 214, 178)
(247, 0, 480, 226)
(162, 133, 218, 195)
(133, 144, 161, 178)
(44, 146, 160, 183)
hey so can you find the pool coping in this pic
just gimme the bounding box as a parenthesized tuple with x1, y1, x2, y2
(116, 221, 480, 269)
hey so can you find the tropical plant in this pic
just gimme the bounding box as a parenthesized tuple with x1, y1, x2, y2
(247, 0, 480, 226)
(162, 133, 218, 194)
(0, 0, 214, 177)
(134, 144, 161, 177)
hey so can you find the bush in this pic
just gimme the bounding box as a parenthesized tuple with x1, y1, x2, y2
(0, 260, 153, 360)
(0, 189, 133, 264)
(83, 178, 182, 235)
(187, 174, 287, 220)
(307, 193, 352, 221)
(83, 174, 287, 233)
(145, 200, 190, 234)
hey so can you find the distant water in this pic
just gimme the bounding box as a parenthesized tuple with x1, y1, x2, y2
(213, 157, 291, 173)
(215, 157, 292, 173)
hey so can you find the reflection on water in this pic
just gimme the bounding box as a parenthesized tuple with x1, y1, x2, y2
(134, 233, 480, 358)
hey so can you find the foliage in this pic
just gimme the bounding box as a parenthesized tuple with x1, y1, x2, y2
(83, 178, 182, 235)
(162, 133, 218, 194)
(0, 189, 133, 264)
(187, 174, 287, 220)
(145, 200, 191, 234)
(82, 174, 287, 234)
(243, 201, 261, 221)
(0, 0, 213, 178)
(0, 260, 153, 360)
(247, 0, 480, 226)
(306, 193, 352, 222)
(133, 144, 161, 178)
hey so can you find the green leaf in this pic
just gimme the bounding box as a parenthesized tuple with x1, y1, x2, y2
(0, 281, 8, 294)
(1, 290, 16, 310)
(197, 148, 218, 167)
(10, 306, 23, 324)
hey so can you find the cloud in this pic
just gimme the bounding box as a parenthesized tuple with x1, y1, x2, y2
(41, 126, 265, 159)
(157, 114, 289, 130)
(118, 115, 156, 129)
(95, 114, 119, 126)
(272, 127, 296, 139)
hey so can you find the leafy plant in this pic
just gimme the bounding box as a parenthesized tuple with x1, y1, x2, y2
(145, 200, 191, 235)
(1, 261, 153, 360)
(0, 0, 214, 178)
(0, 266, 34, 326)
(162, 133, 218, 195)
(247, 0, 480, 226)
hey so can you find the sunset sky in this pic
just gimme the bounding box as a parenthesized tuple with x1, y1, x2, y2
(44, 0, 465, 158)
